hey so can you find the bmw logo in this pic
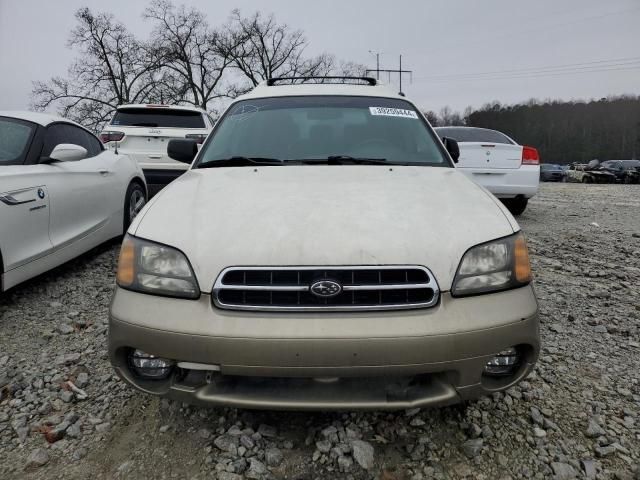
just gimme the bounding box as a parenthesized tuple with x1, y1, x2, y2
(310, 280, 342, 298)
(37, 188, 45, 199)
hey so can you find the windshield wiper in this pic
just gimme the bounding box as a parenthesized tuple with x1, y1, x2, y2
(286, 155, 389, 165)
(198, 156, 284, 168)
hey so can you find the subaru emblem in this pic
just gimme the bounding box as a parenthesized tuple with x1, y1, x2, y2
(310, 280, 342, 298)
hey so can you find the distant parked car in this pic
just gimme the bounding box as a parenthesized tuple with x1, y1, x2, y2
(600, 160, 640, 184)
(0, 111, 146, 292)
(100, 104, 214, 194)
(434, 127, 539, 215)
(566, 161, 617, 184)
(539, 163, 566, 182)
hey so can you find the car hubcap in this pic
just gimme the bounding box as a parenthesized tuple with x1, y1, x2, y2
(129, 189, 145, 220)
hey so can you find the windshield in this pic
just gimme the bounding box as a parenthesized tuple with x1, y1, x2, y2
(111, 108, 205, 128)
(435, 127, 515, 145)
(196, 96, 450, 167)
(0, 117, 35, 165)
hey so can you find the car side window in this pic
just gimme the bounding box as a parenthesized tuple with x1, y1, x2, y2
(79, 128, 103, 157)
(42, 124, 71, 158)
(65, 125, 103, 158)
(42, 123, 103, 159)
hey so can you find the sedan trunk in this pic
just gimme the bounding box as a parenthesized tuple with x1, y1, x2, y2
(457, 143, 523, 170)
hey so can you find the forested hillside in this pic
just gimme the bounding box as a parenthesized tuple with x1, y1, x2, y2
(428, 95, 640, 164)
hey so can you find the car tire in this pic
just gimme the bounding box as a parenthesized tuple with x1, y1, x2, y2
(123, 181, 147, 232)
(502, 197, 528, 216)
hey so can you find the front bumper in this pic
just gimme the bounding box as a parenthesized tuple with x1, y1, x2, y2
(109, 286, 539, 410)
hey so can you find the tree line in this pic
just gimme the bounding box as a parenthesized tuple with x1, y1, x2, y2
(32, 0, 364, 131)
(426, 95, 640, 163)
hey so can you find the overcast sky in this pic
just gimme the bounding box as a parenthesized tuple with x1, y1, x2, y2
(1, 0, 639, 114)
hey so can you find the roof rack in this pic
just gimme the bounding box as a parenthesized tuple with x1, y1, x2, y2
(266, 76, 377, 86)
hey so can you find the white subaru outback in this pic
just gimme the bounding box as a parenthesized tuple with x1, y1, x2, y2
(109, 78, 539, 410)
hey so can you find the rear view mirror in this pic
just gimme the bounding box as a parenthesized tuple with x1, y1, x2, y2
(46, 143, 88, 162)
(442, 137, 460, 163)
(168, 139, 198, 164)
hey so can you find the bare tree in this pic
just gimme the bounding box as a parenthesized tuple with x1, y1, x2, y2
(32, 7, 163, 131)
(423, 110, 439, 126)
(335, 60, 367, 78)
(31, 2, 368, 130)
(438, 106, 465, 126)
(224, 10, 334, 88)
(143, 0, 240, 110)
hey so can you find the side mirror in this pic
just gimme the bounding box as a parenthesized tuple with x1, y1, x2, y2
(46, 144, 88, 162)
(168, 139, 198, 164)
(442, 137, 460, 163)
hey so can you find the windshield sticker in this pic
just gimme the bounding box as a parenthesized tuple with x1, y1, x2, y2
(228, 104, 263, 123)
(369, 107, 418, 119)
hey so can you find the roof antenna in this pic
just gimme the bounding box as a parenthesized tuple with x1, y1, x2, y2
(114, 141, 119, 155)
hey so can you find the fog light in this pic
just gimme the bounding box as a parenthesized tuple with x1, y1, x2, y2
(484, 347, 520, 376)
(129, 349, 174, 379)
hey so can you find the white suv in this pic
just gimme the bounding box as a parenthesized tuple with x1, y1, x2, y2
(435, 126, 540, 215)
(100, 104, 214, 193)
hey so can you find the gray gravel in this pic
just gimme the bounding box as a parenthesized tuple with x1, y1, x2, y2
(1, 183, 639, 479)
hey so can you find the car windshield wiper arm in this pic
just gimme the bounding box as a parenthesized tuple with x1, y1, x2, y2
(197, 156, 284, 168)
(285, 156, 389, 165)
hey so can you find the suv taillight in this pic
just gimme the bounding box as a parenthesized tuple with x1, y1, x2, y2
(185, 133, 207, 144)
(522, 146, 539, 165)
(100, 131, 125, 143)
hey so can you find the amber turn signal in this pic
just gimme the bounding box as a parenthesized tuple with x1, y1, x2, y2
(514, 234, 532, 283)
(116, 236, 136, 286)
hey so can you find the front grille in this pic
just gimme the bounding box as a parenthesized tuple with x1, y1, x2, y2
(212, 266, 439, 312)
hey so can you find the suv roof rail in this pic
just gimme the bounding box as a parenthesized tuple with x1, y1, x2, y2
(266, 76, 377, 86)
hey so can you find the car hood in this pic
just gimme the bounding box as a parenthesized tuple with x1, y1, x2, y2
(133, 166, 517, 291)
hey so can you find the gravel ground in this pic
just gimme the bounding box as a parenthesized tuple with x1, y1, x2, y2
(1, 182, 639, 480)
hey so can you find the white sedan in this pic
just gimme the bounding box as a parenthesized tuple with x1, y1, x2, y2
(0, 111, 147, 292)
(435, 126, 540, 215)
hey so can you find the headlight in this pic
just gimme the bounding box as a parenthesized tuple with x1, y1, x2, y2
(452, 232, 532, 296)
(116, 235, 200, 299)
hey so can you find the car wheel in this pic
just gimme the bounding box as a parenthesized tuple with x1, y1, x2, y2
(124, 182, 147, 232)
(581, 176, 591, 184)
(502, 197, 528, 216)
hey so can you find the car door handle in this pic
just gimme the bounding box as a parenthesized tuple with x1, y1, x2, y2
(0, 194, 36, 206)
(99, 170, 110, 176)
